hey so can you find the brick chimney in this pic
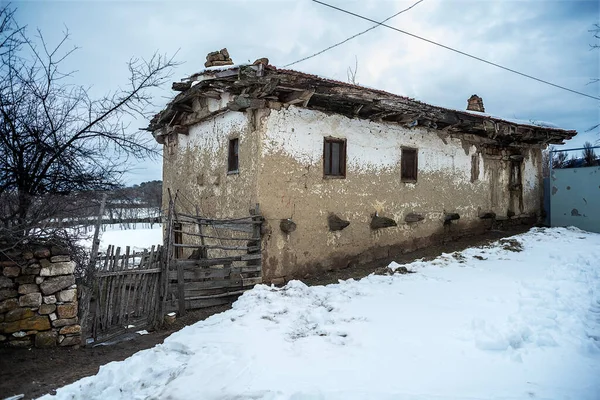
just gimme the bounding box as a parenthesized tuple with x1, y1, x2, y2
(467, 94, 485, 113)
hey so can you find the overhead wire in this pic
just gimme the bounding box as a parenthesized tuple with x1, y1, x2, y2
(311, 0, 600, 101)
(283, 0, 425, 68)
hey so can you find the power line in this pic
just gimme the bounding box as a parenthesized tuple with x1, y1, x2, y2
(312, 0, 600, 102)
(283, 0, 424, 68)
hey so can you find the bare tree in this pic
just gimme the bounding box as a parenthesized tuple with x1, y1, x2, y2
(347, 56, 358, 85)
(582, 141, 598, 166)
(552, 150, 568, 169)
(0, 5, 177, 244)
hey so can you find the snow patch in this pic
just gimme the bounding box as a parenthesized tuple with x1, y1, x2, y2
(41, 227, 600, 400)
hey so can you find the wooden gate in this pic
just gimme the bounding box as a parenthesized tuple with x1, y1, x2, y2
(91, 245, 164, 342)
(163, 202, 263, 315)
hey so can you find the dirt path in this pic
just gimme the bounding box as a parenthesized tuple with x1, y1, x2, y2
(0, 226, 529, 400)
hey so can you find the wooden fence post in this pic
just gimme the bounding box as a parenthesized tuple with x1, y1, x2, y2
(81, 193, 107, 345)
(160, 190, 177, 322)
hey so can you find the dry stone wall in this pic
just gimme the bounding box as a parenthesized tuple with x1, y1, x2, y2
(0, 246, 81, 348)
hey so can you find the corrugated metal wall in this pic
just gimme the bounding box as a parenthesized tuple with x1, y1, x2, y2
(550, 166, 600, 233)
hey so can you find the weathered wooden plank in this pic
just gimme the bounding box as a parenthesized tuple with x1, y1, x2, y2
(177, 259, 186, 316)
(173, 230, 252, 241)
(172, 244, 259, 252)
(185, 289, 249, 300)
(175, 256, 242, 267)
(95, 268, 162, 278)
(167, 265, 261, 281)
(115, 246, 130, 326)
(173, 276, 262, 292)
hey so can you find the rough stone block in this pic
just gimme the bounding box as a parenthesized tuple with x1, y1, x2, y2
(35, 277, 45, 284)
(19, 292, 42, 307)
(59, 324, 81, 335)
(3, 266, 20, 277)
(0, 289, 18, 302)
(51, 245, 70, 256)
(328, 214, 350, 231)
(0, 276, 15, 289)
(20, 316, 50, 331)
(18, 283, 40, 295)
(7, 338, 32, 348)
(33, 248, 51, 258)
(280, 219, 297, 234)
(59, 334, 81, 347)
(50, 255, 70, 263)
(39, 303, 56, 315)
(15, 275, 36, 284)
(56, 288, 77, 303)
(35, 330, 57, 348)
(370, 215, 397, 230)
(0, 297, 18, 313)
(40, 275, 75, 295)
(0, 334, 6, 341)
(5, 307, 35, 322)
(21, 264, 41, 275)
(52, 317, 77, 328)
(40, 261, 75, 277)
(57, 302, 78, 319)
(0, 320, 20, 333)
(12, 330, 26, 338)
(1, 315, 50, 333)
(39, 259, 51, 268)
(43, 295, 57, 304)
(0, 261, 18, 267)
(22, 251, 34, 260)
(49, 313, 57, 321)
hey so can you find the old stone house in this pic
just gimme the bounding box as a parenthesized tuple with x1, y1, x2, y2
(148, 51, 576, 282)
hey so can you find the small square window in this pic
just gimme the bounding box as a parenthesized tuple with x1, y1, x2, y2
(323, 138, 346, 178)
(228, 138, 239, 173)
(401, 148, 418, 182)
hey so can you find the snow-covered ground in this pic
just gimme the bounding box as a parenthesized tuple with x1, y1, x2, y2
(77, 223, 163, 252)
(41, 227, 600, 400)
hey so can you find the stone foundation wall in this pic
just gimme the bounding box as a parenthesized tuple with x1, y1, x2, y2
(0, 246, 81, 348)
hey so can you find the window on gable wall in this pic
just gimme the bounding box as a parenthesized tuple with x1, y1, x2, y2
(228, 138, 239, 173)
(401, 148, 418, 182)
(323, 137, 346, 178)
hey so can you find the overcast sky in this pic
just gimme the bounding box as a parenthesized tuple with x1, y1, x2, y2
(14, 0, 600, 185)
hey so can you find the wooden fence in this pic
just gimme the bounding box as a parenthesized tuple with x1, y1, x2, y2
(91, 244, 163, 342)
(163, 202, 264, 315)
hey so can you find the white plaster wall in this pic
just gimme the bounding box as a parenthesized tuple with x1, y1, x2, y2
(262, 107, 479, 183)
(180, 111, 248, 169)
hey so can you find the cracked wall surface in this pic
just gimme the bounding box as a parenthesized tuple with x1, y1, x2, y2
(162, 106, 544, 280)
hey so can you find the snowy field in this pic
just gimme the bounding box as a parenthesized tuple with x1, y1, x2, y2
(42, 227, 600, 400)
(77, 223, 163, 252)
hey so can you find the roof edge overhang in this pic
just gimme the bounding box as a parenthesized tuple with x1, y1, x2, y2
(147, 65, 577, 147)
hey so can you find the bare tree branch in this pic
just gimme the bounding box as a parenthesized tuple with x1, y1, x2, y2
(0, 4, 178, 242)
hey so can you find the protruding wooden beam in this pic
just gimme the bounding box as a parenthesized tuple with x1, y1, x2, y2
(172, 82, 191, 92)
(282, 89, 315, 106)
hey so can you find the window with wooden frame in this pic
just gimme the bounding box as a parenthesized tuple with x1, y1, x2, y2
(228, 138, 239, 173)
(401, 148, 418, 182)
(323, 137, 346, 178)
